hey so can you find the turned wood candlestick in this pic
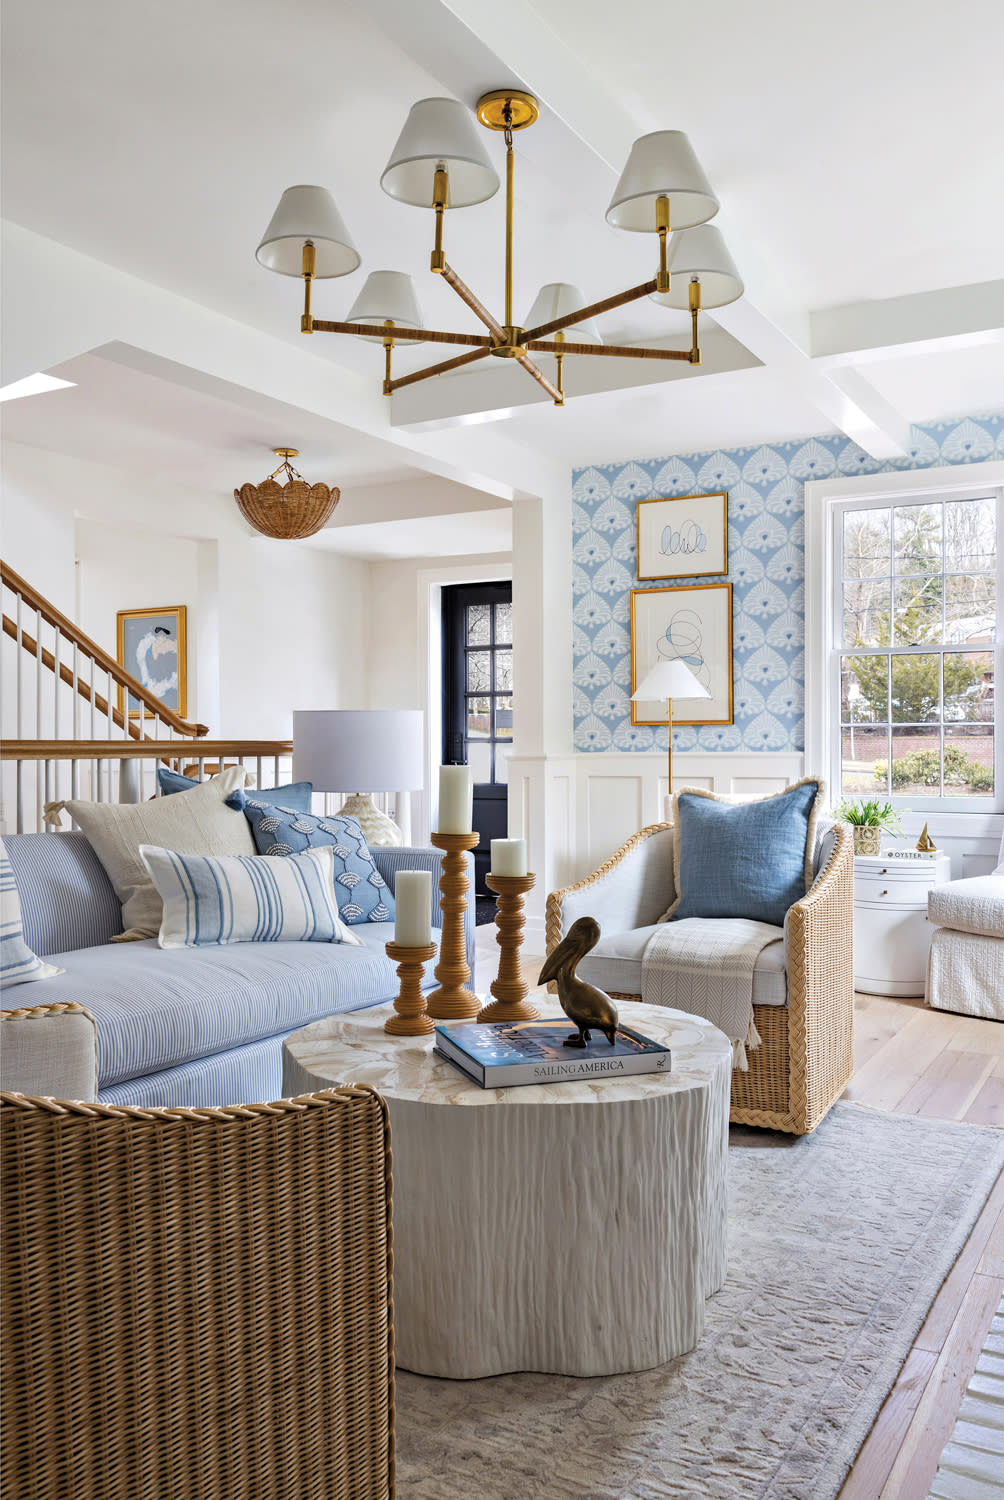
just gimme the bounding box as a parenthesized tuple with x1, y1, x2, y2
(426, 831, 480, 1021)
(384, 941, 438, 1037)
(478, 873, 540, 1022)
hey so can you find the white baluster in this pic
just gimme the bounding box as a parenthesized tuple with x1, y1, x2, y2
(53, 627, 61, 740)
(71, 758, 80, 800)
(72, 642, 80, 739)
(16, 595, 24, 738)
(16, 762, 24, 836)
(35, 608, 43, 738)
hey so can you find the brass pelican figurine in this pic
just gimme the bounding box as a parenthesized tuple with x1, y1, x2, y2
(537, 916, 619, 1049)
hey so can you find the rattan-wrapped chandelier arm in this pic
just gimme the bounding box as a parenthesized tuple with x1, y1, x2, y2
(257, 88, 744, 405)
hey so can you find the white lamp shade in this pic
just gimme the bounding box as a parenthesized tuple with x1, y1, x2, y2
(345, 271, 424, 343)
(256, 185, 360, 278)
(380, 98, 500, 208)
(292, 710, 425, 792)
(524, 283, 602, 343)
(606, 131, 718, 233)
(649, 224, 744, 310)
(632, 659, 710, 701)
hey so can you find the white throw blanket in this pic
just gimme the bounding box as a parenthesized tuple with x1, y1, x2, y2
(641, 917, 784, 1069)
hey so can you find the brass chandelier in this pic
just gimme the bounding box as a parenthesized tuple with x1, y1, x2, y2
(255, 91, 743, 407)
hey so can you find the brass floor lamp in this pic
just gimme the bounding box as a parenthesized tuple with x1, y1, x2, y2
(631, 658, 711, 796)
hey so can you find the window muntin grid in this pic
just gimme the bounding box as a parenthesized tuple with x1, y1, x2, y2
(837, 496, 997, 802)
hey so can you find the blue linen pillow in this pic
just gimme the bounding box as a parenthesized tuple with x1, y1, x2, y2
(138, 843, 364, 950)
(665, 780, 822, 927)
(157, 767, 313, 812)
(237, 802, 394, 925)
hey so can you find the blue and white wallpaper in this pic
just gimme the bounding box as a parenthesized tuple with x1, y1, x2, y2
(571, 413, 1004, 754)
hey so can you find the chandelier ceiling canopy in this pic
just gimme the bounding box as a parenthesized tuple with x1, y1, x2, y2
(256, 90, 743, 407)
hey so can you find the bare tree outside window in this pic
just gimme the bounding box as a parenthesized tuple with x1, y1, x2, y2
(839, 497, 996, 800)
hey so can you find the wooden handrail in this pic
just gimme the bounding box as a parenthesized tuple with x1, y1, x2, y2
(0, 740, 294, 761)
(1, 561, 209, 737)
(2, 617, 144, 739)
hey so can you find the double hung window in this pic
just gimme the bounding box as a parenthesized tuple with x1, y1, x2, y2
(835, 492, 999, 807)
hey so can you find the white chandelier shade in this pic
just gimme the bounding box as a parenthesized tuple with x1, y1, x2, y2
(345, 271, 425, 342)
(524, 283, 603, 343)
(606, 131, 719, 233)
(649, 224, 744, 310)
(380, 97, 500, 208)
(255, 185, 360, 278)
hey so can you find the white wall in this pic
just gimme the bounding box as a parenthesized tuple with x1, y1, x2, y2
(1, 440, 371, 741)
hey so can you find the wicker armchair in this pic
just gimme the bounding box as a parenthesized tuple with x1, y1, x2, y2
(1, 1085, 395, 1500)
(545, 821, 855, 1135)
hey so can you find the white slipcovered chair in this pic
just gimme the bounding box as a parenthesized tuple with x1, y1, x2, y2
(926, 832, 1004, 1019)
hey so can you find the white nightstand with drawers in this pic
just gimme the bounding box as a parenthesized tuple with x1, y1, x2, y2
(853, 852, 952, 996)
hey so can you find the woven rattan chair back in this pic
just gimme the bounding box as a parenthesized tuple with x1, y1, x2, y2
(1, 1087, 394, 1500)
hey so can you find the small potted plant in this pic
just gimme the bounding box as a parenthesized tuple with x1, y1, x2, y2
(833, 797, 906, 856)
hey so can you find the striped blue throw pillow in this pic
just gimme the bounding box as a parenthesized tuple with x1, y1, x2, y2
(139, 844, 365, 951)
(1, 837, 63, 988)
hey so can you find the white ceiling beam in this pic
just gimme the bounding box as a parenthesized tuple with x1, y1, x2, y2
(811, 280, 1004, 365)
(324, 475, 505, 528)
(357, 0, 911, 458)
(1, 219, 564, 503)
(391, 328, 760, 429)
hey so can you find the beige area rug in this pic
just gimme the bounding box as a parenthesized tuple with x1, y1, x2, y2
(395, 1103, 1004, 1500)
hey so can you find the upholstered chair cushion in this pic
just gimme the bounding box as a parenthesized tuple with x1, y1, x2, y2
(927, 876, 1004, 938)
(0, 1001, 98, 1100)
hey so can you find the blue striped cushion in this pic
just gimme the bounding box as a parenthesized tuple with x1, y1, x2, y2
(3, 832, 123, 955)
(99, 1033, 285, 1108)
(139, 844, 363, 950)
(0, 837, 63, 987)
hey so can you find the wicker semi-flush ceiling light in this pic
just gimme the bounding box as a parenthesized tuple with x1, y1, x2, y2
(255, 91, 743, 406)
(234, 448, 340, 540)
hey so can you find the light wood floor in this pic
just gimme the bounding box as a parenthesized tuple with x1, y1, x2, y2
(475, 929, 1004, 1499)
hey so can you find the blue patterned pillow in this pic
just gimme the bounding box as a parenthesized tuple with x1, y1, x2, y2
(157, 767, 312, 812)
(238, 803, 394, 924)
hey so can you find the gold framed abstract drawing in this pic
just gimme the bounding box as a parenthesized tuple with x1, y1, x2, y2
(635, 491, 728, 581)
(630, 582, 733, 726)
(116, 605, 188, 719)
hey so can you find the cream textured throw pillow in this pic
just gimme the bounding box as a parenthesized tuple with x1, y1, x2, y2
(64, 767, 255, 940)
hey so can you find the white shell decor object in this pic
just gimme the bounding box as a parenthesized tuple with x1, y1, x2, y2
(338, 792, 404, 847)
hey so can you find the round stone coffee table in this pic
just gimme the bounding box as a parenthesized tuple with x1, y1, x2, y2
(283, 1000, 731, 1379)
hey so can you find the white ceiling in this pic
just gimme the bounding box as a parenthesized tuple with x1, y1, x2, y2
(2, 0, 1003, 556)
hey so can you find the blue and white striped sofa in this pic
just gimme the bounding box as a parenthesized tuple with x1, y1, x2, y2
(4, 831, 474, 1109)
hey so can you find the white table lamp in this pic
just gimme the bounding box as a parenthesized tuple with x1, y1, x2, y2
(632, 660, 710, 794)
(292, 709, 424, 846)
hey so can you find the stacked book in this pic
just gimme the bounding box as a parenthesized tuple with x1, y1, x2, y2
(435, 1017, 671, 1089)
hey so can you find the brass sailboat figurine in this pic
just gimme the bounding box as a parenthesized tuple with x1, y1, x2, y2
(916, 822, 938, 852)
(537, 916, 619, 1048)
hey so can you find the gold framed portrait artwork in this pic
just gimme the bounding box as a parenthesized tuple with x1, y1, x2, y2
(630, 582, 733, 726)
(635, 491, 728, 581)
(116, 606, 187, 720)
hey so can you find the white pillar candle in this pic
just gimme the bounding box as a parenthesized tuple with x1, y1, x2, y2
(490, 838, 527, 877)
(394, 870, 432, 948)
(437, 765, 473, 834)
